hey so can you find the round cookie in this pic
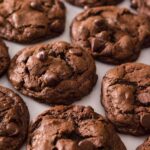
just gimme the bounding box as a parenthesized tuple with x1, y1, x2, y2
(137, 137, 150, 150)
(71, 6, 150, 64)
(0, 0, 66, 43)
(27, 105, 126, 150)
(0, 85, 29, 150)
(0, 39, 10, 76)
(8, 41, 97, 105)
(131, 0, 150, 18)
(101, 63, 150, 135)
(65, 0, 123, 8)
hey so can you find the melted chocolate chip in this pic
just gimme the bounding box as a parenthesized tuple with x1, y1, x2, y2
(6, 122, 20, 136)
(140, 114, 150, 129)
(36, 50, 47, 61)
(90, 38, 105, 52)
(43, 73, 59, 86)
(30, 1, 43, 11)
(80, 27, 90, 40)
(96, 31, 110, 41)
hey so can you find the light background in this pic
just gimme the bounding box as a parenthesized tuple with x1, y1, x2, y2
(1, 0, 150, 149)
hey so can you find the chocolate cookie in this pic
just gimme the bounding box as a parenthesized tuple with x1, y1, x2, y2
(0, 39, 10, 76)
(27, 105, 126, 150)
(137, 137, 150, 150)
(131, 0, 150, 18)
(8, 41, 97, 105)
(71, 6, 150, 64)
(0, 85, 29, 150)
(65, 0, 123, 8)
(0, 0, 66, 43)
(101, 63, 150, 135)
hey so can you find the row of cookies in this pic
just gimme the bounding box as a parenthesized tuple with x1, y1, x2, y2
(0, 0, 149, 65)
(0, 79, 149, 150)
(0, 87, 126, 150)
(0, 39, 149, 149)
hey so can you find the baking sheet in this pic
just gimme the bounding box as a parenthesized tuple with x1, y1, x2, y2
(1, 0, 150, 149)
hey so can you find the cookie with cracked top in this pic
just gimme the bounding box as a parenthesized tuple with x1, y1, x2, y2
(0, 85, 29, 150)
(27, 105, 126, 150)
(71, 6, 150, 64)
(137, 137, 150, 150)
(131, 0, 150, 18)
(65, 0, 123, 8)
(0, 0, 66, 43)
(101, 63, 150, 135)
(0, 39, 10, 76)
(8, 41, 97, 105)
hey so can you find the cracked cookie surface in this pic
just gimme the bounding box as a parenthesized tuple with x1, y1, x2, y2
(0, 85, 29, 150)
(137, 137, 150, 150)
(131, 0, 150, 18)
(101, 63, 150, 135)
(0, 0, 66, 43)
(27, 105, 126, 150)
(0, 39, 10, 76)
(71, 6, 150, 64)
(8, 41, 97, 105)
(65, 0, 123, 8)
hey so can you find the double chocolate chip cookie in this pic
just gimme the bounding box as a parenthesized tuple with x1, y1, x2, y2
(65, 0, 123, 8)
(71, 6, 150, 64)
(0, 0, 66, 43)
(137, 137, 150, 150)
(8, 41, 97, 105)
(27, 105, 126, 150)
(0, 39, 10, 76)
(0, 85, 29, 150)
(131, 0, 150, 18)
(101, 63, 150, 135)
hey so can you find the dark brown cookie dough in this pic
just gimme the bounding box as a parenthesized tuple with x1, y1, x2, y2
(71, 6, 150, 64)
(0, 85, 29, 150)
(101, 63, 150, 135)
(131, 0, 150, 18)
(27, 105, 126, 150)
(0, 0, 66, 43)
(65, 0, 123, 8)
(137, 137, 150, 150)
(8, 41, 97, 105)
(0, 39, 10, 76)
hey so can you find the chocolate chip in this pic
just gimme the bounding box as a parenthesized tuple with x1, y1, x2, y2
(30, 1, 43, 11)
(69, 49, 82, 56)
(96, 31, 110, 41)
(94, 19, 103, 26)
(131, 0, 138, 8)
(91, 19, 106, 34)
(138, 93, 150, 104)
(78, 140, 95, 150)
(140, 114, 150, 129)
(43, 73, 59, 86)
(90, 38, 105, 52)
(36, 51, 47, 61)
(6, 122, 20, 136)
(80, 27, 90, 40)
